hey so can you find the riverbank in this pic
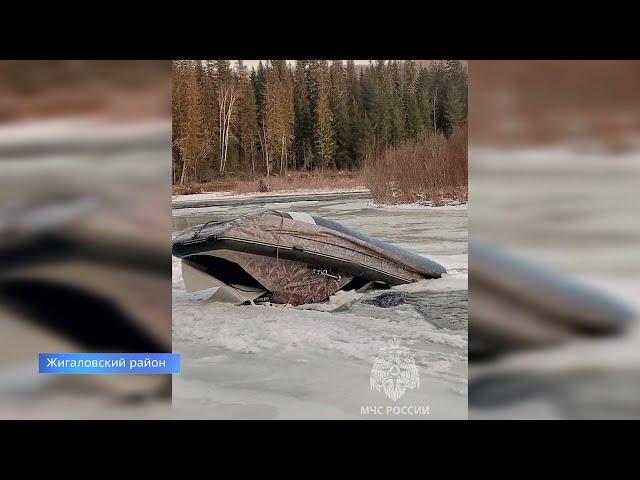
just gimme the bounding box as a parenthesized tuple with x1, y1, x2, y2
(172, 188, 471, 210)
(172, 171, 364, 196)
(367, 200, 468, 211)
(172, 188, 372, 209)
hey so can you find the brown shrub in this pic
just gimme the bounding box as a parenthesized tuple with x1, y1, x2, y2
(364, 128, 468, 205)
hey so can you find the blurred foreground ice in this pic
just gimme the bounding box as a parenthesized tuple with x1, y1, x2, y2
(0, 118, 172, 419)
(469, 146, 640, 419)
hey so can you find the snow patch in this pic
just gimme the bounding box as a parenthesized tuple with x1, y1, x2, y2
(393, 271, 468, 294)
(173, 298, 467, 361)
(172, 256, 185, 291)
(297, 289, 364, 312)
(367, 201, 467, 211)
(173, 188, 370, 203)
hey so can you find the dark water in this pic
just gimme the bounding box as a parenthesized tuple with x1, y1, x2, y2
(360, 291, 468, 331)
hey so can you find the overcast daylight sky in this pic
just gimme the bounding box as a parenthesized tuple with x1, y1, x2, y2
(242, 60, 371, 69)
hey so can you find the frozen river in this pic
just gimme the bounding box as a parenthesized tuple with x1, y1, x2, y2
(172, 195, 468, 419)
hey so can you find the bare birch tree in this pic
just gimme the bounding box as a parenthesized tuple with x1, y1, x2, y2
(260, 119, 271, 177)
(218, 85, 239, 176)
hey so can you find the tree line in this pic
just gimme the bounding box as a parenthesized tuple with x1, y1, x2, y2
(172, 60, 467, 184)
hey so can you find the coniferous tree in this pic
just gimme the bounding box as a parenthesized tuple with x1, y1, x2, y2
(172, 59, 466, 184)
(359, 65, 376, 125)
(215, 60, 233, 87)
(389, 60, 406, 145)
(346, 60, 364, 168)
(180, 61, 207, 183)
(329, 60, 351, 169)
(430, 60, 452, 135)
(198, 60, 218, 178)
(402, 60, 423, 137)
(293, 60, 312, 170)
(355, 111, 375, 161)
(264, 60, 294, 174)
(172, 60, 186, 183)
(372, 60, 392, 149)
(254, 61, 270, 175)
(309, 60, 335, 170)
(280, 61, 295, 172)
(237, 60, 259, 177)
(254, 61, 267, 113)
(416, 66, 434, 133)
(445, 60, 468, 129)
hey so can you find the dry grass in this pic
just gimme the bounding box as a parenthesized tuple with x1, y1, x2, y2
(172, 170, 365, 196)
(364, 128, 468, 205)
(235, 171, 364, 194)
(172, 180, 237, 195)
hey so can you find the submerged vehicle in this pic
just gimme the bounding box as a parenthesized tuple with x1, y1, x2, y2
(172, 211, 447, 305)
